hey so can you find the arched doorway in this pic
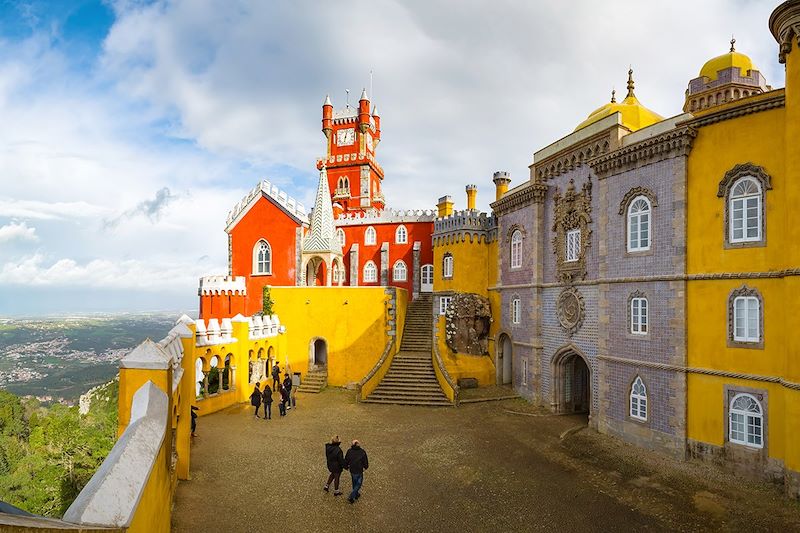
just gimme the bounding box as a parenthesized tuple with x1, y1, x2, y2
(421, 264, 433, 292)
(496, 333, 513, 385)
(310, 338, 328, 369)
(552, 346, 591, 418)
(305, 257, 327, 286)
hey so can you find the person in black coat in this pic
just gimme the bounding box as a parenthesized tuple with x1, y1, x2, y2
(249, 384, 262, 418)
(261, 384, 273, 420)
(283, 373, 293, 409)
(271, 363, 281, 392)
(279, 385, 289, 416)
(190, 405, 199, 437)
(323, 436, 345, 495)
(344, 439, 369, 504)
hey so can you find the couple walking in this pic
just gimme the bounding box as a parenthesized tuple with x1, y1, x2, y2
(324, 436, 369, 504)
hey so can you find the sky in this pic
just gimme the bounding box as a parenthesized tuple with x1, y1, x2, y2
(0, 0, 786, 316)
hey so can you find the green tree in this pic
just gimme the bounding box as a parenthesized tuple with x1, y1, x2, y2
(262, 286, 275, 316)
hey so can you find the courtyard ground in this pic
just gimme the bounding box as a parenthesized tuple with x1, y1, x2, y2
(172, 389, 800, 532)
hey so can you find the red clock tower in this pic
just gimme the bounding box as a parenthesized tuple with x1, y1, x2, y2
(320, 89, 384, 214)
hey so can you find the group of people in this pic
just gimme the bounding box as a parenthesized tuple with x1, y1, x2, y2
(324, 436, 369, 504)
(249, 362, 295, 419)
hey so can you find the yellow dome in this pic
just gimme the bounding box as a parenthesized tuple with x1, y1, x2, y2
(575, 71, 663, 132)
(699, 39, 756, 81)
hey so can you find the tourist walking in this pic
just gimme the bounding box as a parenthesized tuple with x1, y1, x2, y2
(283, 373, 293, 410)
(279, 384, 289, 416)
(250, 383, 262, 418)
(344, 439, 369, 504)
(324, 436, 345, 496)
(190, 405, 199, 437)
(272, 362, 281, 392)
(262, 384, 273, 420)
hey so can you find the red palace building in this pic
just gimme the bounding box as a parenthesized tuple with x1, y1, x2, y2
(199, 89, 437, 319)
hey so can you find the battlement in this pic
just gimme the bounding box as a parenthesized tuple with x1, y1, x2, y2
(198, 275, 247, 296)
(226, 180, 307, 230)
(334, 207, 437, 226)
(194, 313, 282, 346)
(319, 152, 383, 175)
(433, 210, 497, 244)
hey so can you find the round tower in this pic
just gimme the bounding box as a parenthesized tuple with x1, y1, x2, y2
(322, 94, 333, 139)
(358, 88, 370, 133)
(493, 171, 511, 201)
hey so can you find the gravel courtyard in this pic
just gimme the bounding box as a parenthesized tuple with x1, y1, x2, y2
(172, 389, 800, 532)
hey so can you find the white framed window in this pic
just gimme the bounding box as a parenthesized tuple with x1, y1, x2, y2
(565, 229, 580, 262)
(442, 254, 454, 279)
(395, 225, 408, 244)
(253, 239, 272, 275)
(336, 228, 346, 247)
(631, 296, 648, 335)
(392, 260, 407, 281)
(510, 230, 522, 269)
(630, 376, 647, 421)
(364, 226, 377, 246)
(522, 358, 528, 386)
(733, 296, 760, 342)
(511, 298, 521, 324)
(729, 177, 761, 243)
(729, 393, 763, 448)
(627, 196, 651, 252)
(363, 261, 377, 283)
(439, 296, 452, 315)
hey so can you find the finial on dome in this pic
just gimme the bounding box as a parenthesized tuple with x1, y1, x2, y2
(626, 68, 635, 98)
(611, 89, 616, 103)
(730, 36, 736, 53)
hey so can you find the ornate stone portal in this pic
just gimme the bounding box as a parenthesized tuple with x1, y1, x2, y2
(556, 287, 585, 337)
(444, 293, 492, 355)
(552, 179, 592, 283)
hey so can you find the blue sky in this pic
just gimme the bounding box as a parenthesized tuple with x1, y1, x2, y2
(0, 0, 786, 316)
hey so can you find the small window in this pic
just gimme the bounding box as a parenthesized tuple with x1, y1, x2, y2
(729, 393, 763, 448)
(336, 228, 346, 247)
(565, 229, 580, 262)
(510, 230, 522, 268)
(522, 358, 528, 386)
(733, 296, 759, 342)
(729, 177, 762, 243)
(512, 298, 521, 324)
(365, 226, 377, 246)
(253, 239, 272, 275)
(395, 225, 408, 244)
(393, 260, 407, 282)
(631, 297, 648, 335)
(442, 254, 454, 279)
(439, 296, 452, 315)
(332, 265, 345, 284)
(630, 376, 647, 421)
(363, 261, 377, 283)
(627, 196, 651, 252)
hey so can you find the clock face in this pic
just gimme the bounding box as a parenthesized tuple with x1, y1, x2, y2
(366, 133, 374, 152)
(337, 128, 355, 146)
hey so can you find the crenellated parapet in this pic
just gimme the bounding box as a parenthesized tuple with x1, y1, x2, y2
(433, 210, 497, 245)
(226, 180, 308, 230)
(334, 207, 436, 226)
(198, 275, 247, 296)
(194, 313, 282, 346)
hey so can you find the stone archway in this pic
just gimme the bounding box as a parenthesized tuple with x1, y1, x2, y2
(305, 256, 328, 286)
(496, 333, 513, 385)
(552, 345, 591, 418)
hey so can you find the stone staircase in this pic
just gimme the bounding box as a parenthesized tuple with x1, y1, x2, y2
(364, 293, 451, 406)
(297, 370, 327, 393)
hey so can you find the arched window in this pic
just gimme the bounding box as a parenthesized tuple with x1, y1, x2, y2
(630, 376, 647, 421)
(510, 230, 522, 268)
(630, 295, 648, 334)
(729, 177, 762, 243)
(393, 260, 407, 281)
(253, 239, 271, 274)
(336, 228, 346, 247)
(222, 354, 232, 390)
(365, 226, 376, 246)
(733, 294, 760, 343)
(442, 253, 454, 279)
(729, 393, 763, 448)
(343, 177, 349, 192)
(395, 225, 408, 244)
(627, 196, 651, 252)
(363, 261, 377, 283)
(208, 355, 220, 394)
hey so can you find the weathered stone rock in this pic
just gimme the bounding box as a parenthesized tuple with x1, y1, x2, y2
(457, 377, 479, 389)
(444, 293, 491, 355)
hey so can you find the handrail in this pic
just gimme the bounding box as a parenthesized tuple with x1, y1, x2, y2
(356, 338, 395, 401)
(432, 329, 459, 405)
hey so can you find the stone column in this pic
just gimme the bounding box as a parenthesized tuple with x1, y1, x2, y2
(412, 241, 421, 298)
(295, 227, 304, 286)
(380, 242, 389, 286)
(349, 244, 359, 286)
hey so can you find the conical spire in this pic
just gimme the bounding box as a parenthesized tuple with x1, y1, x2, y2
(303, 165, 342, 254)
(360, 87, 369, 101)
(323, 94, 332, 106)
(626, 68, 635, 98)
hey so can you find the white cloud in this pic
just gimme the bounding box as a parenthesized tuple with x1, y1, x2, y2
(0, 198, 111, 220)
(0, 221, 38, 242)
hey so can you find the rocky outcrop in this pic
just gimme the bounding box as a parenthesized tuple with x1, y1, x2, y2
(444, 293, 491, 355)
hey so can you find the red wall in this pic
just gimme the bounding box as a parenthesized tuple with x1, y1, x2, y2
(199, 293, 247, 320)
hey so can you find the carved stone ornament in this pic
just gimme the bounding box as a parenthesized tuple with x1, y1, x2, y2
(717, 162, 773, 198)
(556, 287, 585, 336)
(618, 186, 658, 215)
(444, 293, 492, 355)
(552, 178, 592, 283)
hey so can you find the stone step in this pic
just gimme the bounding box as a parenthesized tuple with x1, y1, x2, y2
(362, 398, 451, 406)
(373, 388, 445, 396)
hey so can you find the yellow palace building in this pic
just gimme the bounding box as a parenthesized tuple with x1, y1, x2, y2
(685, 0, 800, 494)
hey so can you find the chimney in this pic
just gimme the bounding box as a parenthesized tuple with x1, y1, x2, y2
(493, 171, 511, 201)
(437, 195, 454, 218)
(465, 184, 477, 210)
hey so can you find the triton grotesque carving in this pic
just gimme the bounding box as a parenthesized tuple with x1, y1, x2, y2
(552, 178, 593, 283)
(556, 287, 585, 336)
(444, 293, 492, 355)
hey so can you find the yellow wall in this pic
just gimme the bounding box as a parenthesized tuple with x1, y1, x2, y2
(126, 433, 172, 533)
(118, 368, 171, 437)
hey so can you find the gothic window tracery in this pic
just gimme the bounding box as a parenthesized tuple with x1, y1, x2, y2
(253, 239, 272, 275)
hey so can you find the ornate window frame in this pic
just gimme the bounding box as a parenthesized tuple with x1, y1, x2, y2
(727, 285, 764, 349)
(629, 376, 647, 422)
(717, 163, 772, 249)
(363, 261, 377, 283)
(552, 179, 592, 283)
(510, 229, 523, 269)
(442, 253, 454, 279)
(628, 290, 649, 336)
(252, 239, 272, 275)
(625, 195, 654, 253)
(392, 260, 407, 282)
(728, 392, 764, 449)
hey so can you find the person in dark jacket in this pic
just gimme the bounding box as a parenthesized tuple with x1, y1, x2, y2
(249, 384, 262, 418)
(283, 373, 293, 410)
(271, 363, 281, 392)
(344, 439, 369, 503)
(324, 436, 345, 495)
(261, 384, 273, 420)
(190, 405, 199, 437)
(278, 385, 288, 416)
